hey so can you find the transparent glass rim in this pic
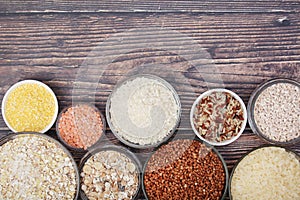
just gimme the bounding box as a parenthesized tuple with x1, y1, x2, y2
(56, 103, 106, 152)
(0, 132, 80, 200)
(228, 144, 300, 200)
(106, 74, 182, 149)
(142, 137, 229, 200)
(78, 144, 142, 200)
(247, 78, 300, 146)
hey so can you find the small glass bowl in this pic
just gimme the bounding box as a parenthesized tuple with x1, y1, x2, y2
(190, 88, 247, 146)
(106, 74, 181, 149)
(247, 78, 300, 146)
(229, 145, 300, 200)
(1, 80, 59, 133)
(79, 145, 142, 200)
(142, 137, 229, 200)
(56, 103, 106, 152)
(0, 132, 80, 200)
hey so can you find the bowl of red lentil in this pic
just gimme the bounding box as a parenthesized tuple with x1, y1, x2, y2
(190, 88, 247, 146)
(79, 145, 142, 200)
(142, 138, 228, 200)
(248, 78, 300, 146)
(1, 80, 59, 133)
(0, 132, 80, 200)
(229, 145, 300, 200)
(56, 103, 106, 151)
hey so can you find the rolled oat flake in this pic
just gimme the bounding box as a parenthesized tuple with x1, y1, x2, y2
(81, 150, 139, 200)
(0, 134, 77, 200)
(254, 82, 300, 142)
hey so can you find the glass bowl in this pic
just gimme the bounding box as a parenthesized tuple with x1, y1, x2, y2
(142, 137, 229, 200)
(79, 145, 142, 200)
(0, 132, 80, 200)
(190, 88, 247, 146)
(247, 78, 300, 146)
(106, 74, 181, 149)
(229, 145, 300, 200)
(56, 103, 106, 152)
(1, 80, 58, 133)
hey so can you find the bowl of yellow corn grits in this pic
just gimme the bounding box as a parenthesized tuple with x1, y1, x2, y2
(2, 80, 58, 133)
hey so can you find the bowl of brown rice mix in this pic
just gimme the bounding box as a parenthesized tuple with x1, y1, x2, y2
(0, 132, 79, 200)
(248, 78, 300, 145)
(190, 89, 247, 146)
(229, 145, 300, 200)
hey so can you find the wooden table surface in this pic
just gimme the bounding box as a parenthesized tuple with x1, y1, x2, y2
(1, 1, 300, 199)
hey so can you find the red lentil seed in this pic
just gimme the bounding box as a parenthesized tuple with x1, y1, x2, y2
(143, 139, 226, 200)
(58, 104, 104, 150)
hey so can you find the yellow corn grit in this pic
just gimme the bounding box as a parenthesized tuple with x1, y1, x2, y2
(4, 83, 56, 132)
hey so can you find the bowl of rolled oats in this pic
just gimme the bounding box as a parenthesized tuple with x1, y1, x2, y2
(190, 89, 247, 146)
(79, 145, 141, 200)
(248, 78, 300, 145)
(0, 132, 79, 200)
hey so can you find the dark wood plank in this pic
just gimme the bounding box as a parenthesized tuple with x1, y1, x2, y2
(1, 13, 299, 90)
(0, 12, 299, 199)
(0, 0, 300, 14)
(0, 13, 299, 133)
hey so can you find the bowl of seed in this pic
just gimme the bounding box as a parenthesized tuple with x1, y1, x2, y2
(106, 74, 181, 149)
(143, 138, 228, 200)
(0, 132, 79, 199)
(1, 80, 58, 133)
(190, 88, 247, 146)
(229, 145, 300, 200)
(248, 78, 300, 145)
(56, 104, 106, 151)
(79, 145, 141, 200)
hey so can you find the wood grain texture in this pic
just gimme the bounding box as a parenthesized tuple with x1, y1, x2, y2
(1, 0, 300, 13)
(0, 11, 300, 200)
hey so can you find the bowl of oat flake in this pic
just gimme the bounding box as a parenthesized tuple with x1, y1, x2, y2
(248, 78, 300, 145)
(79, 145, 141, 200)
(190, 89, 247, 146)
(0, 132, 79, 200)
